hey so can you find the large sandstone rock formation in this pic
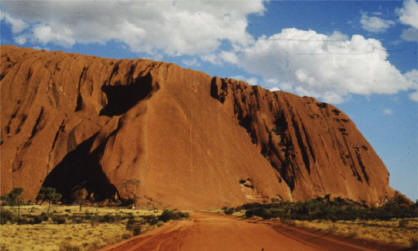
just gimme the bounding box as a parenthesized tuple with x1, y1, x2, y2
(0, 46, 393, 208)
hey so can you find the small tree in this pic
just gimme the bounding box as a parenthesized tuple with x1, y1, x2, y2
(36, 187, 62, 216)
(0, 188, 24, 221)
(0, 188, 24, 205)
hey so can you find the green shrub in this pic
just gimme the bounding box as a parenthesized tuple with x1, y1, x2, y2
(159, 210, 189, 222)
(59, 241, 81, 251)
(99, 214, 117, 223)
(17, 217, 32, 225)
(222, 207, 234, 215)
(245, 207, 274, 219)
(39, 212, 49, 221)
(52, 216, 66, 224)
(30, 215, 44, 224)
(0, 188, 24, 206)
(0, 209, 16, 224)
(132, 226, 141, 236)
(398, 219, 409, 228)
(70, 216, 84, 224)
(236, 195, 418, 222)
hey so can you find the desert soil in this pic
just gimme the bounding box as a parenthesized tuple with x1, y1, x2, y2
(101, 212, 402, 251)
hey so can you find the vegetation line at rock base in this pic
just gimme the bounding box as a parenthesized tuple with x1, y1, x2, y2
(221, 195, 417, 247)
(0, 188, 189, 251)
(223, 195, 417, 221)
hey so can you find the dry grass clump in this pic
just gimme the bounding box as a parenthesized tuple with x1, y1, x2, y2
(0, 205, 166, 251)
(0, 222, 130, 251)
(292, 218, 418, 247)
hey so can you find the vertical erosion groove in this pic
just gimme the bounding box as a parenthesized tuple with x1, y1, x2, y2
(75, 66, 88, 112)
(292, 118, 311, 174)
(29, 107, 44, 140)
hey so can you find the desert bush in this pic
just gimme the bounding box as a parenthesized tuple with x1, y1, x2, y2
(222, 207, 234, 215)
(398, 219, 409, 228)
(126, 218, 144, 236)
(0, 188, 24, 206)
(122, 233, 132, 239)
(36, 187, 62, 217)
(30, 215, 44, 224)
(409, 237, 418, 249)
(143, 215, 159, 225)
(248, 207, 283, 219)
(39, 212, 49, 221)
(0, 209, 16, 224)
(132, 225, 142, 236)
(235, 195, 418, 222)
(17, 217, 32, 225)
(159, 210, 189, 222)
(52, 216, 66, 224)
(98, 214, 120, 223)
(59, 241, 81, 251)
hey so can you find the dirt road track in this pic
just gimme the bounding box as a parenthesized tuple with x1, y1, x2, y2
(101, 212, 404, 251)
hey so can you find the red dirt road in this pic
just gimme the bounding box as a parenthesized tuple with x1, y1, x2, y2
(102, 213, 400, 251)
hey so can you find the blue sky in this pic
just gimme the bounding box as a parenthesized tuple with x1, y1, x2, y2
(1, 0, 417, 201)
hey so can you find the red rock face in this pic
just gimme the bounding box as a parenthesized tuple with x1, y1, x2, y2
(0, 46, 393, 209)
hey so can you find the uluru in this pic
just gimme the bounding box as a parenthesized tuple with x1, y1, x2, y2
(0, 45, 394, 209)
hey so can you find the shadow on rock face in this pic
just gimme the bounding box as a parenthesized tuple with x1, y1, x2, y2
(99, 72, 157, 116)
(40, 133, 118, 203)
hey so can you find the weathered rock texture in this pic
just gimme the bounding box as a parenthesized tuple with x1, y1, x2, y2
(0, 46, 393, 208)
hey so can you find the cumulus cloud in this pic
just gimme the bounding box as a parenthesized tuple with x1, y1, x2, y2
(226, 28, 414, 103)
(219, 51, 239, 64)
(0, 0, 264, 55)
(401, 27, 418, 41)
(398, 0, 418, 41)
(182, 58, 201, 67)
(398, 0, 418, 28)
(200, 54, 221, 65)
(360, 13, 395, 33)
(0, 10, 27, 33)
(405, 69, 418, 83)
(405, 70, 418, 100)
(14, 35, 26, 45)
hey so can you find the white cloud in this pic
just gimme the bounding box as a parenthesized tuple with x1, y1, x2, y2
(269, 87, 280, 92)
(398, 0, 418, 28)
(182, 58, 200, 67)
(361, 13, 395, 33)
(226, 28, 415, 103)
(219, 51, 239, 64)
(0, 10, 27, 33)
(0, 0, 264, 55)
(401, 27, 418, 41)
(405, 70, 418, 100)
(398, 0, 418, 41)
(360, 13, 395, 33)
(201, 54, 221, 65)
(14, 35, 26, 45)
(232, 75, 259, 86)
(405, 69, 418, 84)
(33, 25, 75, 47)
(409, 92, 418, 101)
(383, 109, 393, 115)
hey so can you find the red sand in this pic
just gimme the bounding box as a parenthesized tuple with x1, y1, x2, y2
(101, 213, 400, 251)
